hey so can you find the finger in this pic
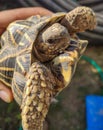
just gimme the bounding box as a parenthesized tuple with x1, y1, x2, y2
(0, 82, 13, 103)
(0, 7, 53, 28)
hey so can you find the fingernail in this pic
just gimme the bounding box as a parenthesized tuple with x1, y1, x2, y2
(0, 90, 11, 103)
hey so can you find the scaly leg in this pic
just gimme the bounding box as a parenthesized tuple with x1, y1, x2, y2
(21, 62, 56, 130)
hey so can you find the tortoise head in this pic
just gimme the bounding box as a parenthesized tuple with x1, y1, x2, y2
(61, 6, 97, 34)
(34, 23, 70, 62)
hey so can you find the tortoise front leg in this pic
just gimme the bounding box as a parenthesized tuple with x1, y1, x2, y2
(21, 62, 56, 130)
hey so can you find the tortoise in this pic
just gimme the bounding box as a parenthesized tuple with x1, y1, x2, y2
(0, 6, 96, 130)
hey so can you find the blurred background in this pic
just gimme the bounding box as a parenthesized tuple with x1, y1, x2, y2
(0, 0, 103, 130)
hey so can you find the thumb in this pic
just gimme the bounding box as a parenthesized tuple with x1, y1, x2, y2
(0, 82, 13, 103)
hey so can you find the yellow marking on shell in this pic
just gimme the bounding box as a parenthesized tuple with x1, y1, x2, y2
(16, 57, 25, 73)
(13, 78, 23, 95)
(0, 72, 12, 80)
(0, 48, 28, 63)
(0, 46, 9, 55)
(1, 35, 6, 43)
(0, 54, 15, 63)
(27, 15, 40, 21)
(12, 81, 22, 105)
(0, 78, 11, 87)
(19, 42, 25, 46)
(22, 56, 26, 63)
(10, 23, 29, 29)
(45, 12, 65, 24)
(16, 29, 23, 35)
(0, 67, 14, 71)
(8, 30, 17, 46)
(25, 33, 33, 43)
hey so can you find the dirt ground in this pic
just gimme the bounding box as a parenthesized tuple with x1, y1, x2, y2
(0, 46, 103, 130)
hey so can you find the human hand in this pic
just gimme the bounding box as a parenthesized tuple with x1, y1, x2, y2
(0, 7, 52, 103)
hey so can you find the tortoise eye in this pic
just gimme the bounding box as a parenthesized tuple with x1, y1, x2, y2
(48, 39, 54, 44)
